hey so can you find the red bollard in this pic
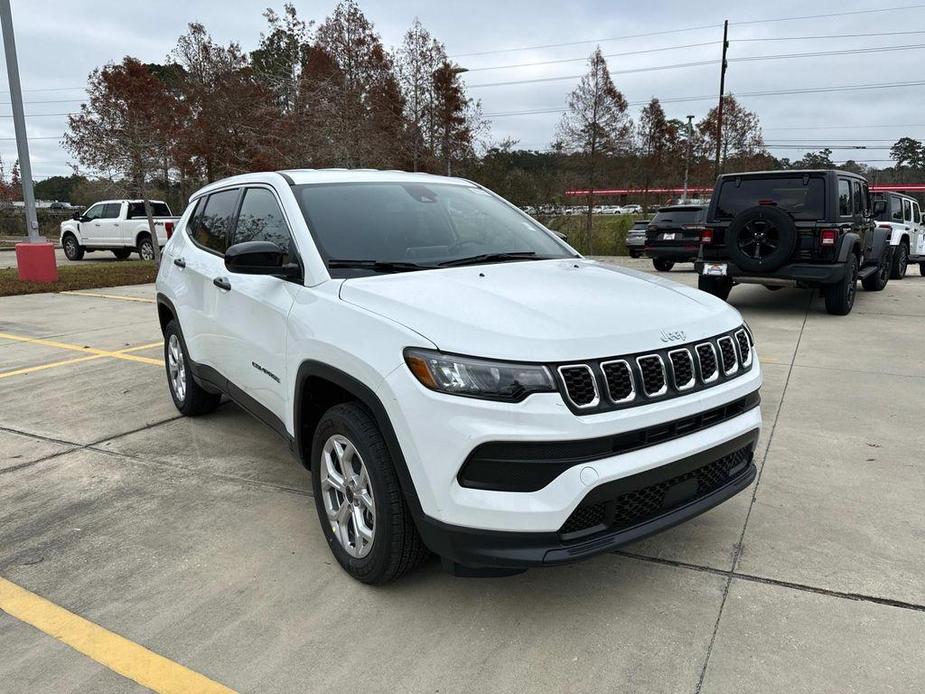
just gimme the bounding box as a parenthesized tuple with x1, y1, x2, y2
(15, 242, 58, 282)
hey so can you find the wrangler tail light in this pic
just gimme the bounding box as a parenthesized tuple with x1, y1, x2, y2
(165, 222, 174, 239)
(700, 228, 714, 244)
(820, 228, 838, 246)
(878, 224, 893, 230)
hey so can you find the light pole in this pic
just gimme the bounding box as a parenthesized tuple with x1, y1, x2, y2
(682, 115, 695, 202)
(1, 0, 56, 282)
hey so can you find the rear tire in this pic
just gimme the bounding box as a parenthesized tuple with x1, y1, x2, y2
(62, 233, 84, 261)
(890, 242, 908, 280)
(861, 247, 891, 292)
(112, 248, 132, 260)
(311, 403, 428, 584)
(653, 258, 675, 272)
(920, 262, 925, 276)
(824, 253, 858, 316)
(163, 320, 222, 416)
(698, 275, 733, 301)
(629, 250, 641, 259)
(138, 235, 155, 261)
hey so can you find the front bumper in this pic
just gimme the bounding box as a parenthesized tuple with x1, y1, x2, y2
(417, 429, 758, 569)
(695, 259, 846, 285)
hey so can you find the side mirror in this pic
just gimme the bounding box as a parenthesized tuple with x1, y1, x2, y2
(225, 241, 300, 279)
(872, 199, 887, 216)
(72, 212, 82, 221)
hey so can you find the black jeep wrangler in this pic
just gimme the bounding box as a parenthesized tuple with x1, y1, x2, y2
(695, 170, 893, 315)
(644, 204, 706, 271)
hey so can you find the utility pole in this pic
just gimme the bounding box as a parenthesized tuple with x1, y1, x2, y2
(714, 19, 729, 178)
(683, 114, 695, 202)
(1, 0, 56, 281)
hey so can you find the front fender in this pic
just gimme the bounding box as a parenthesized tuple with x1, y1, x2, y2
(866, 227, 892, 264)
(59, 221, 82, 244)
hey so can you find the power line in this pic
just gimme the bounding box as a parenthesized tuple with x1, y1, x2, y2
(482, 78, 925, 116)
(466, 41, 718, 73)
(468, 43, 925, 89)
(736, 29, 925, 42)
(450, 4, 925, 59)
(766, 123, 925, 131)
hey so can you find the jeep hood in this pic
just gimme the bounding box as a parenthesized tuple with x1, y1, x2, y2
(339, 259, 742, 362)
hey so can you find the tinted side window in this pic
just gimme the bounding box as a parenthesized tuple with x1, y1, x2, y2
(96, 203, 120, 219)
(232, 188, 293, 262)
(838, 180, 851, 217)
(913, 202, 921, 223)
(127, 202, 172, 218)
(190, 189, 239, 254)
(852, 181, 864, 216)
(903, 198, 913, 222)
(891, 196, 904, 222)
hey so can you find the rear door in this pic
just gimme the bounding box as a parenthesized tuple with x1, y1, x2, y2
(212, 185, 298, 426)
(96, 202, 123, 245)
(912, 200, 925, 256)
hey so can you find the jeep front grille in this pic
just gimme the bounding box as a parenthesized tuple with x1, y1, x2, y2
(558, 365, 599, 408)
(552, 327, 753, 414)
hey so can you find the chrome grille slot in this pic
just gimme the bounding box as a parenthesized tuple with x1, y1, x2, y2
(558, 365, 599, 408)
(735, 329, 752, 366)
(718, 336, 739, 375)
(600, 360, 634, 403)
(636, 355, 667, 397)
(696, 343, 719, 383)
(668, 349, 695, 391)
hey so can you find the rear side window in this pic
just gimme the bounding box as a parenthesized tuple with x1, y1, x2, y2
(903, 198, 913, 222)
(891, 196, 904, 222)
(127, 202, 171, 218)
(232, 188, 293, 262)
(100, 203, 121, 219)
(715, 177, 825, 221)
(838, 180, 851, 217)
(914, 202, 921, 223)
(189, 189, 239, 254)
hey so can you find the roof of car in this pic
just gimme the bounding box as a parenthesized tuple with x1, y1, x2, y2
(191, 169, 475, 200)
(91, 199, 168, 205)
(717, 169, 868, 180)
(657, 205, 704, 212)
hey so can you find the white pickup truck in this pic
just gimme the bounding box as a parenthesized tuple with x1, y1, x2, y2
(59, 200, 179, 261)
(872, 191, 925, 278)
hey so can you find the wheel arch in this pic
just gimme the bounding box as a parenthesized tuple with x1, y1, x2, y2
(294, 360, 425, 519)
(155, 292, 177, 334)
(135, 228, 153, 249)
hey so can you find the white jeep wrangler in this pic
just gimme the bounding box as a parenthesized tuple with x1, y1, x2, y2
(155, 170, 762, 583)
(872, 191, 925, 278)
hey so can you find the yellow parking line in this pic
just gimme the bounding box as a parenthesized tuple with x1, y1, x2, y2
(0, 353, 107, 379)
(0, 332, 163, 366)
(60, 291, 155, 304)
(0, 576, 236, 694)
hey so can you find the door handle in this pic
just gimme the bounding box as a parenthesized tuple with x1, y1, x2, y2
(213, 276, 231, 291)
(173, 257, 186, 268)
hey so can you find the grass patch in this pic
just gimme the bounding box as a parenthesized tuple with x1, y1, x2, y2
(0, 260, 157, 297)
(542, 215, 638, 255)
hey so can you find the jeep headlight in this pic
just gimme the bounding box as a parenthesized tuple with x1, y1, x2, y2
(404, 348, 555, 401)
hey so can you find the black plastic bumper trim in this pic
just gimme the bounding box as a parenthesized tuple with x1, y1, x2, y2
(458, 390, 760, 492)
(695, 260, 847, 284)
(419, 429, 759, 569)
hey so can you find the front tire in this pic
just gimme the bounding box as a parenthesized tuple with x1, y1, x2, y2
(163, 320, 222, 416)
(698, 275, 733, 301)
(629, 250, 641, 259)
(824, 253, 858, 315)
(62, 233, 84, 261)
(890, 242, 908, 279)
(653, 258, 675, 272)
(311, 403, 428, 584)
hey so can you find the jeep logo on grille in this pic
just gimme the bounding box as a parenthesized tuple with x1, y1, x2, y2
(659, 329, 686, 343)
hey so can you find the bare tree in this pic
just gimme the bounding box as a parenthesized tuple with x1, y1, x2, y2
(556, 48, 631, 252)
(394, 18, 444, 171)
(64, 58, 181, 265)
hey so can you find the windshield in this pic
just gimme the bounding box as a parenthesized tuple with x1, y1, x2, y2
(715, 176, 825, 221)
(293, 182, 573, 275)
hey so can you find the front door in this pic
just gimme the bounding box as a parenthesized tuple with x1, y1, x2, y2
(211, 186, 296, 426)
(95, 202, 123, 245)
(78, 203, 106, 247)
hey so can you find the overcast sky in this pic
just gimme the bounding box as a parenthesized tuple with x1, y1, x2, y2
(4, 0, 925, 182)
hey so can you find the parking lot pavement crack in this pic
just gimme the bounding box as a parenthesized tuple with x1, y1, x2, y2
(692, 289, 813, 694)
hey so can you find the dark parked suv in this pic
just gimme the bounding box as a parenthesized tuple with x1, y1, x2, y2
(695, 170, 893, 315)
(644, 205, 705, 271)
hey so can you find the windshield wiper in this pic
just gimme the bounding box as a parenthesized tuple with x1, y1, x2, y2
(326, 258, 434, 273)
(438, 251, 551, 268)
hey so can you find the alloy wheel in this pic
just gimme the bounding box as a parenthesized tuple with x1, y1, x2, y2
(140, 241, 155, 260)
(737, 219, 779, 261)
(167, 334, 187, 403)
(64, 237, 77, 259)
(320, 434, 375, 558)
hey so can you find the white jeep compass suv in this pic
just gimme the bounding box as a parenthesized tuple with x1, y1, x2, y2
(155, 169, 762, 584)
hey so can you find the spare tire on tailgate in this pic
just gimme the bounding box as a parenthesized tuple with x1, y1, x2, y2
(725, 205, 798, 273)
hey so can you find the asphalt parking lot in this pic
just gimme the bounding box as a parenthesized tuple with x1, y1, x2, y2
(1, 257, 924, 693)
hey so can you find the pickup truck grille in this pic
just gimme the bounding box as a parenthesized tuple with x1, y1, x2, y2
(556, 327, 754, 413)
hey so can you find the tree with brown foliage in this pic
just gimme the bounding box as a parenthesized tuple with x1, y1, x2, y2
(556, 48, 631, 252)
(697, 95, 766, 174)
(394, 18, 445, 171)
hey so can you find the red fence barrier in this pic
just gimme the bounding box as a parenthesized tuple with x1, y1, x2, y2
(565, 183, 925, 197)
